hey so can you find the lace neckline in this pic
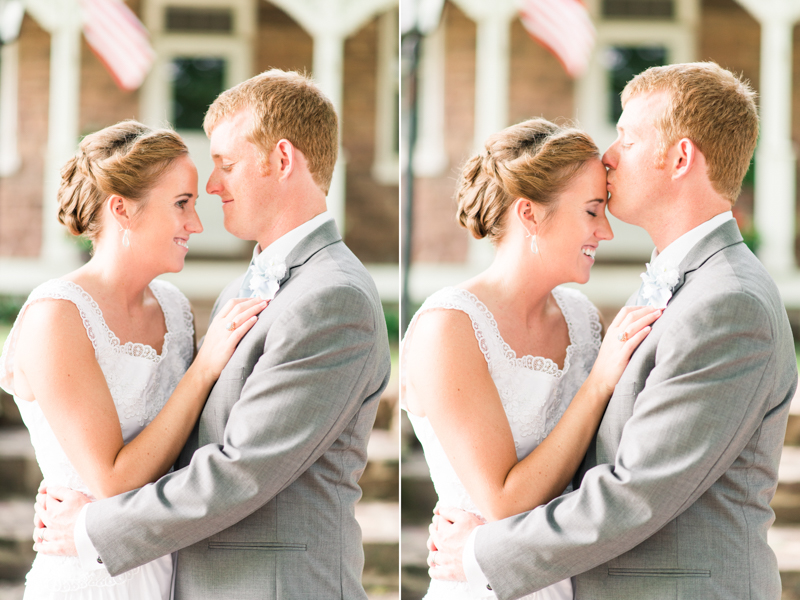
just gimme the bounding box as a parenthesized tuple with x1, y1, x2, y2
(55, 279, 173, 363)
(447, 286, 577, 378)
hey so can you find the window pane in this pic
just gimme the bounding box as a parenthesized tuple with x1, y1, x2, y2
(170, 58, 226, 130)
(606, 46, 667, 124)
(165, 7, 233, 33)
(602, 0, 674, 19)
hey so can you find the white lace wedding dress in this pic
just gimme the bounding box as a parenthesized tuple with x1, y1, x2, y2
(0, 279, 195, 600)
(401, 286, 602, 600)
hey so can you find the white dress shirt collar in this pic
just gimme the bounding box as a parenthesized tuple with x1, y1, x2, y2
(251, 211, 333, 264)
(650, 211, 734, 271)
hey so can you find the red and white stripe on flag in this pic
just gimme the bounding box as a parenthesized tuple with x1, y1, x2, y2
(79, 0, 155, 91)
(519, 0, 595, 79)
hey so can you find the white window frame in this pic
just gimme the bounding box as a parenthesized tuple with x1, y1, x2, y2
(372, 8, 400, 185)
(140, 0, 256, 258)
(576, 0, 698, 152)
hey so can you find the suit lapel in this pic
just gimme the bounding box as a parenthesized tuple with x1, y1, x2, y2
(279, 219, 342, 288)
(670, 219, 744, 298)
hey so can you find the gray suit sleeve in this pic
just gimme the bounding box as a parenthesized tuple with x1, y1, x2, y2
(475, 291, 783, 600)
(86, 284, 380, 575)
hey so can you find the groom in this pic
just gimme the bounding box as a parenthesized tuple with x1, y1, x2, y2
(35, 69, 391, 599)
(429, 62, 797, 599)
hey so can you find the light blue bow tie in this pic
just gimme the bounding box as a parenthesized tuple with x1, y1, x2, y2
(636, 260, 679, 308)
(238, 254, 287, 300)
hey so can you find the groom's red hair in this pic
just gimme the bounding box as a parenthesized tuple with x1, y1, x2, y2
(203, 69, 338, 195)
(622, 62, 758, 203)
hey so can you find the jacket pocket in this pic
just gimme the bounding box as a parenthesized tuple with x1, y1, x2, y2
(207, 541, 307, 552)
(608, 567, 710, 578)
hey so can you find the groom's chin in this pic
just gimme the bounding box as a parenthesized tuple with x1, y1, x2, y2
(607, 198, 633, 225)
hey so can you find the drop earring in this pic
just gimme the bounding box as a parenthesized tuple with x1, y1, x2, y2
(120, 225, 131, 248)
(530, 234, 539, 254)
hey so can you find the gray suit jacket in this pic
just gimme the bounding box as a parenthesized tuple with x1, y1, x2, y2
(85, 221, 391, 599)
(475, 220, 797, 600)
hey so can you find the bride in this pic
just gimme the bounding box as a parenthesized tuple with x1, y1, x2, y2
(401, 118, 660, 599)
(0, 121, 265, 599)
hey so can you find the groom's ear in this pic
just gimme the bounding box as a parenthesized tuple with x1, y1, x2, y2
(670, 137, 698, 181)
(273, 138, 295, 182)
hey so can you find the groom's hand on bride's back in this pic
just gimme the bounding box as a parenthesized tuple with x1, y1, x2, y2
(32, 483, 90, 557)
(427, 505, 485, 582)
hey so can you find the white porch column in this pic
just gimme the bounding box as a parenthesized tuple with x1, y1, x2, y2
(736, 0, 800, 275)
(25, 0, 82, 265)
(451, 0, 516, 268)
(0, 41, 21, 176)
(262, 0, 397, 234)
(311, 29, 347, 230)
(413, 21, 447, 177)
(451, 0, 516, 150)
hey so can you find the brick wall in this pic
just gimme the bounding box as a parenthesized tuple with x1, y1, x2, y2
(79, 0, 141, 136)
(508, 19, 573, 126)
(0, 15, 49, 258)
(411, 2, 475, 264)
(257, 2, 313, 74)
(343, 11, 399, 264)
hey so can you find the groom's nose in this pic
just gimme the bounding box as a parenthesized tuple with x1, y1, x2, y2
(602, 142, 618, 170)
(206, 168, 222, 197)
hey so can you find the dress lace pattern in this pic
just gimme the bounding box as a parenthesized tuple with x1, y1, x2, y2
(401, 286, 601, 600)
(0, 279, 194, 596)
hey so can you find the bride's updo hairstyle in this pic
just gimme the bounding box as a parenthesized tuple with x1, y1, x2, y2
(57, 120, 188, 240)
(456, 118, 599, 243)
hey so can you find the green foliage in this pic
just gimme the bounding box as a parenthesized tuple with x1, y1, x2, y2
(383, 303, 399, 343)
(0, 295, 24, 324)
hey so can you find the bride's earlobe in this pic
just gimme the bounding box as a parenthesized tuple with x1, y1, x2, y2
(107, 194, 132, 231)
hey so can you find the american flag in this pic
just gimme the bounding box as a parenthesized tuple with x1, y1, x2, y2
(519, 0, 595, 78)
(79, 0, 155, 91)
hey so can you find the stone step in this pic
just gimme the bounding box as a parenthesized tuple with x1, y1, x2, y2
(400, 525, 431, 600)
(787, 388, 800, 446)
(0, 582, 23, 600)
(776, 446, 800, 524)
(356, 501, 399, 595)
(400, 452, 437, 526)
(0, 393, 21, 428)
(0, 429, 39, 498)
(361, 428, 400, 502)
(0, 499, 34, 581)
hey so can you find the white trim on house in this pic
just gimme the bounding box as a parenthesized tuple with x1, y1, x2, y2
(0, 257, 399, 301)
(23, 0, 84, 266)
(0, 40, 21, 177)
(735, 0, 800, 275)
